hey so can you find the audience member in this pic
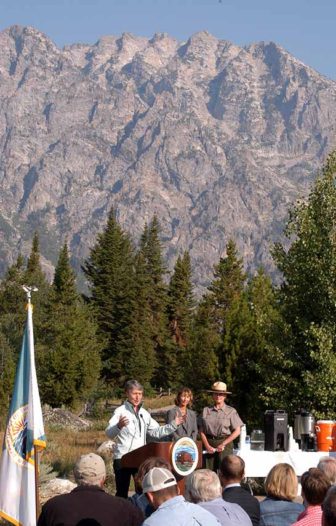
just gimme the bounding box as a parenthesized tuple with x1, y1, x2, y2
(220, 455, 260, 526)
(129, 456, 172, 517)
(322, 486, 336, 526)
(141, 467, 221, 525)
(292, 467, 330, 526)
(37, 453, 143, 526)
(260, 463, 304, 526)
(185, 468, 252, 526)
(318, 457, 336, 485)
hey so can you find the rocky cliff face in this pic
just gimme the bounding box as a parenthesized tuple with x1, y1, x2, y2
(0, 25, 335, 287)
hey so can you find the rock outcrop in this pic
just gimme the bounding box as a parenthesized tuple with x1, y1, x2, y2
(0, 26, 335, 286)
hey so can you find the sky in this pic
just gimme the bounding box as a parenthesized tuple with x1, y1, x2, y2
(1, 0, 336, 79)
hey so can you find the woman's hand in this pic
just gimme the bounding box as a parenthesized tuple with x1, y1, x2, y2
(206, 445, 217, 454)
(175, 414, 184, 426)
(216, 442, 226, 452)
(118, 415, 129, 429)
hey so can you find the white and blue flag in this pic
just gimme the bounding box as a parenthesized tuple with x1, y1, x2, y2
(0, 300, 46, 526)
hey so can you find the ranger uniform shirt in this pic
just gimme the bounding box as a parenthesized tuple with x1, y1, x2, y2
(199, 404, 243, 437)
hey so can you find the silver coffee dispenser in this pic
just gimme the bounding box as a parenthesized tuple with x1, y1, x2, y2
(294, 409, 316, 451)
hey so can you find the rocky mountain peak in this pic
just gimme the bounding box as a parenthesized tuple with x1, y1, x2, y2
(0, 26, 335, 289)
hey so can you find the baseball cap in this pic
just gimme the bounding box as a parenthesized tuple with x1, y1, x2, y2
(73, 453, 106, 485)
(142, 467, 177, 493)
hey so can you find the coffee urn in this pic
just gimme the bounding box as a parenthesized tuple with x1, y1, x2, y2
(294, 409, 316, 451)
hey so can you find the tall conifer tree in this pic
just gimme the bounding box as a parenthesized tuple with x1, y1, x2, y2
(272, 152, 336, 416)
(187, 298, 220, 409)
(139, 216, 171, 386)
(207, 239, 247, 375)
(38, 244, 101, 407)
(167, 251, 194, 385)
(82, 208, 138, 385)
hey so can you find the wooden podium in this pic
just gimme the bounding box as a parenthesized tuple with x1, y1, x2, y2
(121, 441, 202, 494)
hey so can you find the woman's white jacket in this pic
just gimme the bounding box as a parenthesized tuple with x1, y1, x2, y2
(106, 400, 178, 459)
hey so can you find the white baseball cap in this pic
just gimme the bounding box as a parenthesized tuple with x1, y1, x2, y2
(142, 467, 177, 493)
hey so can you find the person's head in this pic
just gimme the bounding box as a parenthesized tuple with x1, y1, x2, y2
(219, 454, 245, 486)
(142, 467, 178, 508)
(135, 456, 172, 493)
(318, 457, 336, 485)
(175, 387, 193, 408)
(73, 453, 106, 488)
(264, 463, 298, 501)
(125, 379, 144, 408)
(208, 381, 231, 406)
(301, 468, 330, 506)
(322, 486, 336, 526)
(185, 469, 222, 503)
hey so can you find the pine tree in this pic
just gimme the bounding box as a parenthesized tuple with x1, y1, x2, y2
(206, 240, 247, 376)
(139, 216, 171, 386)
(272, 151, 336, 417)
(38, 244, 101, 407)
(167, 252, 194, 385)
(82, 208, 139, 386)
(0, 255, 27, 359)
(221, 268, 281, 427)
(208, 239, 247, 333)
(0, 330, 15, 412)
(125, 252, 156, 386)
(187, 298, 220, 410)
(25, 232, 49, 289)
(24, 232, 50, 341)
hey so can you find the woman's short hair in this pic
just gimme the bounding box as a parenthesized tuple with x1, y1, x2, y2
(125, 380, 144, 392)
(175, 387, 193, 407)
(185, 469, 222, 503)
(265, 463, 298, 501)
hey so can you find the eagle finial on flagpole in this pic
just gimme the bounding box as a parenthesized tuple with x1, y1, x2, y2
(22, 285, 38, 304)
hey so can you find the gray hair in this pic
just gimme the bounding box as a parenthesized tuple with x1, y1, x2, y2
(125, 379, 144, 392)
(322, 486, 336, 526)
(317, 457, 336, 485)
(185, 469, 222, 503)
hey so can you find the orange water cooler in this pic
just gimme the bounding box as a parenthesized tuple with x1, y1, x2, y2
(315, 420, 335, 452)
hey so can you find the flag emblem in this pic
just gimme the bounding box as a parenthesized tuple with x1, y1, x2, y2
(5, 405, 29, 467)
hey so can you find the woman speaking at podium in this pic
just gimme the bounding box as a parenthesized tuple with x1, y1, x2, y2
(106, 380, 183, 498)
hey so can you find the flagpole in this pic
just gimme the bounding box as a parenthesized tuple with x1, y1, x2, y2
(34, 445, 41, 520)
(23, 285, 40, 523)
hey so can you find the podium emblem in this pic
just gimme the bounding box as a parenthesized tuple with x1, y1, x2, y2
(171, 437, 198, 477)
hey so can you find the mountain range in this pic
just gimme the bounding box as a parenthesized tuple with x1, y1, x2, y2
(0, 25, 335, 288)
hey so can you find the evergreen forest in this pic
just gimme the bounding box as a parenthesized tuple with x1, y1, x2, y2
(1, 153, 336, 429)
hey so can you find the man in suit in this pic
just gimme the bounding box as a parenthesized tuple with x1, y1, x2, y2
(219, 455, 260, 526)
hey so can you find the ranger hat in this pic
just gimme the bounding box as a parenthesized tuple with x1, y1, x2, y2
(207, 381, 232, 394)
(142, 467, 177, 493)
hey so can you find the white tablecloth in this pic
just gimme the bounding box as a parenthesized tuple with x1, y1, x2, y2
(235, 448, 336, 477)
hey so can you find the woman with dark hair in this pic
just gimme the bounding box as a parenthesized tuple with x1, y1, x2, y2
(260, 463, 304, 526)
(166, 387, 198, 441)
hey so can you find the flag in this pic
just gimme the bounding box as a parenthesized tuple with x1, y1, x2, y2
(0, 300, 46, 526)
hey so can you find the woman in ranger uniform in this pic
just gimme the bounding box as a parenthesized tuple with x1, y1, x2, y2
(199, 381, 243, 472)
